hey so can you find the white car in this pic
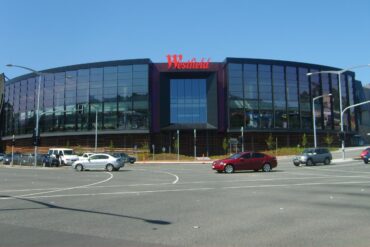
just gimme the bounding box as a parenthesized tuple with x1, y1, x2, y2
(79, 153, 95, 160)
(48, 148, 79, 166)
(72, 153, 124, 171)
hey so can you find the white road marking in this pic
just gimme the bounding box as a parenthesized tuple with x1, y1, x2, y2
(14, 172, 114, 198)
(2, 180, 370, 200)
(130, 168, 179, 184)
(223, 180, 370, 189)
(304, 166, 370, 174)
(1, 174, 369, 194)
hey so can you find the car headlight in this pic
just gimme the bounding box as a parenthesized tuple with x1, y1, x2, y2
(300, 156, 307, 161)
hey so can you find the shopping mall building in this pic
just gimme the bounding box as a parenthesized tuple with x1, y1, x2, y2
(0, 56, 367, 155)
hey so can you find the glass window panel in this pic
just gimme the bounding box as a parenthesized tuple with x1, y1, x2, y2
(170, 79, 207, 124)
(133, 64, 148, 72)
(245, 110, 259, 128)
(118, 65, 132, 73)
(228, 63, 242, 71)
(104, 66, 117, 74)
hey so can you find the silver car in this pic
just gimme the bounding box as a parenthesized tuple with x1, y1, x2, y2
(293, 148, 332, 166)
(72, 153, 124, 171)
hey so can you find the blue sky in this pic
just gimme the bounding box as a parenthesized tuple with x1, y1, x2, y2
(1, 0, 370, 83)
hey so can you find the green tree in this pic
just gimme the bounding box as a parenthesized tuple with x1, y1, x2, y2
(142, 141, 149, 151)
(109, 140, 115, 152)
(265, 133, 275, 150)
(324, 133, 333, 147)
(173, 136, 179, 153)
(75, 144, 82, 156)
(222, 137, 228, 154)
(301, 133, 308, 148)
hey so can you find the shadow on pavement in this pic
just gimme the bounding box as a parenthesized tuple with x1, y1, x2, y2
(0, 195, 171, 225)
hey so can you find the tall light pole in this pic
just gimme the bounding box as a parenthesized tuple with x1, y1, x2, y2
(307, 64, 370, 159)
(94, 107, 98, 152)
(340, 100, 370, 158)
(177, 130, 179, 161)
(194, 129, 196, 160)
(6, 64, 44, 167)
(241, 126, 244, 152)
(312, 94, 332, 148)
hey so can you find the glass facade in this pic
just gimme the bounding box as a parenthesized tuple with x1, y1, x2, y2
(3, 63, 149, 136)
(2, 59, 362, 141)
(227, 62, 356, 132)
(170, 79, 207, 124)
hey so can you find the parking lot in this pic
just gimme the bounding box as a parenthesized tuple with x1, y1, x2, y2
(1, 158, 370, 247)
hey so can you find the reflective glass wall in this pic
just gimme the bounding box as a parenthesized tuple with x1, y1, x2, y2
(3, 63, 149, 136)
(227, 62, 358, 131)
(170, 79, 207, 124)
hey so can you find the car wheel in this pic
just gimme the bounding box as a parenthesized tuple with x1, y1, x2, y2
(293, 162, 300, 167)
(75, 164, 83, 171)
(324, 158, 331, 165)
(130, 161, 134, 164)
(364, 159, 368, 164)
(224, 164, 234, 174)
(306, 159, 314, 166)
(106, 164, 114, 172)
(262, 163, 272, 172)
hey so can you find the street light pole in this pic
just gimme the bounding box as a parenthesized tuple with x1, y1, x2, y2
(194, 129, 196, 160)
(177, 130, 179, 161)
(307, 64, 370, 159)
(6, 64, 44, 167)
(340, 100, 370, 159)
(95, 108, 98, 152)
(312, 94, 332, 148)
(241, 126, 244, 152)
(11, 134, 14, 166)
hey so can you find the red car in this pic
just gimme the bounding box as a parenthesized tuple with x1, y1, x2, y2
(212, 152, 277, 173)
(360, 148, 370, 159)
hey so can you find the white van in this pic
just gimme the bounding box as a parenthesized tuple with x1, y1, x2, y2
(48, 148, 79, 166)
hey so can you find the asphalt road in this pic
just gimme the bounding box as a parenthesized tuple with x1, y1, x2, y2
(1, 154, 370, 247)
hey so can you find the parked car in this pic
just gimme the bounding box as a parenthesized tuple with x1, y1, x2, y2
(79, 153, 95, 160)
(72, 153, 124, 171)
(293, 148, 332, 166)
(0, 153, 4, 162)
(48, 148, 79, 166)
(20, 153, 35, 165)
(212, 152, 277, 173)
(2, 153, 22, 165)
(42, 154, 60, 167)
(360, 147, 370, 160)
(362, 153, 370, 164)
(112, 153, 136, 164)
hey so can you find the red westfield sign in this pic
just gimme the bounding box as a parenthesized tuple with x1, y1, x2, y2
(167, 54, 211, 69)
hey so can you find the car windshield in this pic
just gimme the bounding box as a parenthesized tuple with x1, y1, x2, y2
(229, 153, 242, 159)
(302, 149, 315, 154)
(63, 150, 74, 155)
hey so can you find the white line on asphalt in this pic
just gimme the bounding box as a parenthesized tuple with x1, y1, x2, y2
(130, 168, 179, 184)
(13, 172, 114, 198)
(3, 179, 370, 200)
(304, 166, 370, 174)
(223, 180, 370, 189)
(3, 187, 215, 199)
(2, 173, 370, 194)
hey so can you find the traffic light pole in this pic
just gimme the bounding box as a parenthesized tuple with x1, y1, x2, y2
(11, 135, 14, 166)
